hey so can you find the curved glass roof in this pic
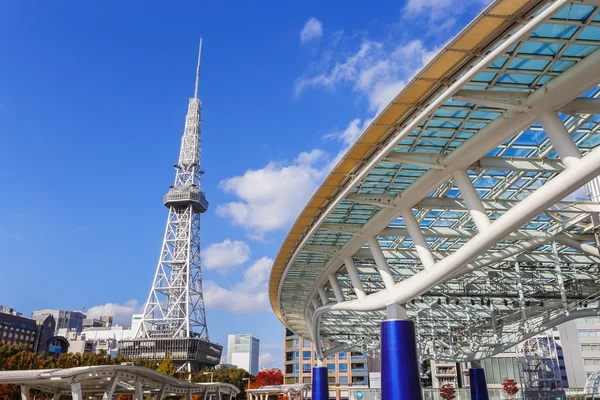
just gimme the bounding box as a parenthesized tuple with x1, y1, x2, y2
(271, 0, 600, 361)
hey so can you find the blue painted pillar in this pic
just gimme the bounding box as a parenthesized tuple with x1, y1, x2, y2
(469, 367, 489, 400)
(312, 366, 328, 400)
(381, 319, 423, 400)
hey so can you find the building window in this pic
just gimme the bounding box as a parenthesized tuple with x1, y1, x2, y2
(339, 376, 349, 386)
(584, 317, 600, 324)
(303, 351, 312, 360)
(339, 352, 347, 360)
(303, 377, 311, 384)
(328, 377, 335, 384)
(582, 344, 600, 352)
(303, 364, 311, 373)
(584, 359, 600, 366)
(326, 354, 335, 360)
(302, 338, 311, 347)
(292, 364, 300, 373)
(293, 339, 299, 347)
(579, 330, 600, 338)
(339, 363, 348, 373)
(327, 364, 336, 373)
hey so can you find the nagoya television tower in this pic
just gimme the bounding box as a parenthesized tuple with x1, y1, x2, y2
(120, 38, 222, 373)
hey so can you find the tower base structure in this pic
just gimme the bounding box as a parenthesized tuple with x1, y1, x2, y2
(469, 368, 489, 400)
(119, 337, 222, 373)
(381, 319, 423, 400)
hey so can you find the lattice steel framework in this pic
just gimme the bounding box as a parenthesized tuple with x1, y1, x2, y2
(121, 39, 221, 373)
(270, 0, 600, 365)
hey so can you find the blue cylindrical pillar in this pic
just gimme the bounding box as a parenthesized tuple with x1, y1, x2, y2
(469, 368, 489, 400)
(381, 319, 422, 400)
(312, 366, 328, 400)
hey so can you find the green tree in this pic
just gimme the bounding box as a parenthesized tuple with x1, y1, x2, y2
(156, 356, 176, 376)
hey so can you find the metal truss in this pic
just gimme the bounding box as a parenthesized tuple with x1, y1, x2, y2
(274, 0, 600, 363)
(129, 39, 213, 373)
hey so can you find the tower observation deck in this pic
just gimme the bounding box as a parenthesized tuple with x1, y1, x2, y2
(120, 38, 222, 373)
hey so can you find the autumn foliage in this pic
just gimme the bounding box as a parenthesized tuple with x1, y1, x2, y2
(502, 379, 519, 398)
(249, 369, 284, 389)
(440, 383, 456, 400)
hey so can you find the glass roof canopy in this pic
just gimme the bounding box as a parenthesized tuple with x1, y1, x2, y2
(270, 0, 600, 362)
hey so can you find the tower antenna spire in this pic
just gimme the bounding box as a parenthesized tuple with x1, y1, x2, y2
(194, 37, 202, 99)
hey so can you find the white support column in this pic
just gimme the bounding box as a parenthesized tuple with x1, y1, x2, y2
(134, 379, 143, 400)
(71, 382, 83, 400)
(344, 256, 366, 301)
(401, 208, 435, 271)
(447, 317, 453, 353)
(430, 309, 437, 358)
(467, 311, 473, 350)
(366, 236, 396, 290)
(552, 241, 570, 315)
(317, 288, 329, 305)
(21, 386, 30, 400)
(452, 170, 491, 231)
(539, 111, 582, 168)
(386, 302, 407, 320)
(52, 394, 61, 400)
(157, 385, 166, 400)
(328, 274, 344, 303)
(102, 374, 119, 400)
(186, 391, 192, 400)
(515, 262, 528, 323)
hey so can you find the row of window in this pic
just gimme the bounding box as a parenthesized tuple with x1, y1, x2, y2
(584, 359, 600, 366)
(582, 344, 600, 352)
(579, 330, 600, 337)
(290, 362, 365, 374)
(582, 317, 600, 324)
(287, 350, 353, 361)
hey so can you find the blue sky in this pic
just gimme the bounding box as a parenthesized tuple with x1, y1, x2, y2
(0, 1, 488, 368)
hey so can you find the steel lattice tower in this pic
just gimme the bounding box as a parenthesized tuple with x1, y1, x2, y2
(120, 39, 222, 373)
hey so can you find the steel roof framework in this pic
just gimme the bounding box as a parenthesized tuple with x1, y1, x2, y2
(272, 0, 600, 363)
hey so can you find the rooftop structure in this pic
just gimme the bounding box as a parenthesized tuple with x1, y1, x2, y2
(270, 0, 600, 397)
(119, 38, 221, 373)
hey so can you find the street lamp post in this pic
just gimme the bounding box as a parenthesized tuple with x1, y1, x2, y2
(203, 372, 214, 383)
(242, 378, 251, 400)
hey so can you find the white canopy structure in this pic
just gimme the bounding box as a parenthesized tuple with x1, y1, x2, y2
(270, 0, 600, 364)
(246, 384, 310, 400)
(0, 365, 240, 400)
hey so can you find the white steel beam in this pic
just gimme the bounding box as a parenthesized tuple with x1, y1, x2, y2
(344, 256, 366, 301)
(471, 157, 564, 173)
(559, 97, 600, 114)
(384, 152, 446, 169)
(329, 274, 345, 303)
(70, 383, 83, 400)
(453, 89, 530, 112)
(452, 170, 491, 231)
(366, 236, 396, 290)
(539, 111, 582, 168)
(416, 197, 600, 214)
(401, 209, 435, 271)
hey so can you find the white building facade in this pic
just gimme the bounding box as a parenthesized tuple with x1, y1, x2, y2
(227, 334, 259, 375)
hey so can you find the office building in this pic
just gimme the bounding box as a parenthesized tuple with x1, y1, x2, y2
(32, 309, 86, 335)
(283, 329, 369, 389)
(227, 334, 259, 375)
(0, 308, 38, 350)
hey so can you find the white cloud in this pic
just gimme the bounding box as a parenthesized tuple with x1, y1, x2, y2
(296, 38, 437, 113)
(259, 352, 278, 369)
(86, 299, 141, 326)
(300, 17, 323, 43)
(403, 0, 491, 31)
(202, 239, 251, 272)
(217, 150, 328, 238)
(204, 257, 273, 313)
